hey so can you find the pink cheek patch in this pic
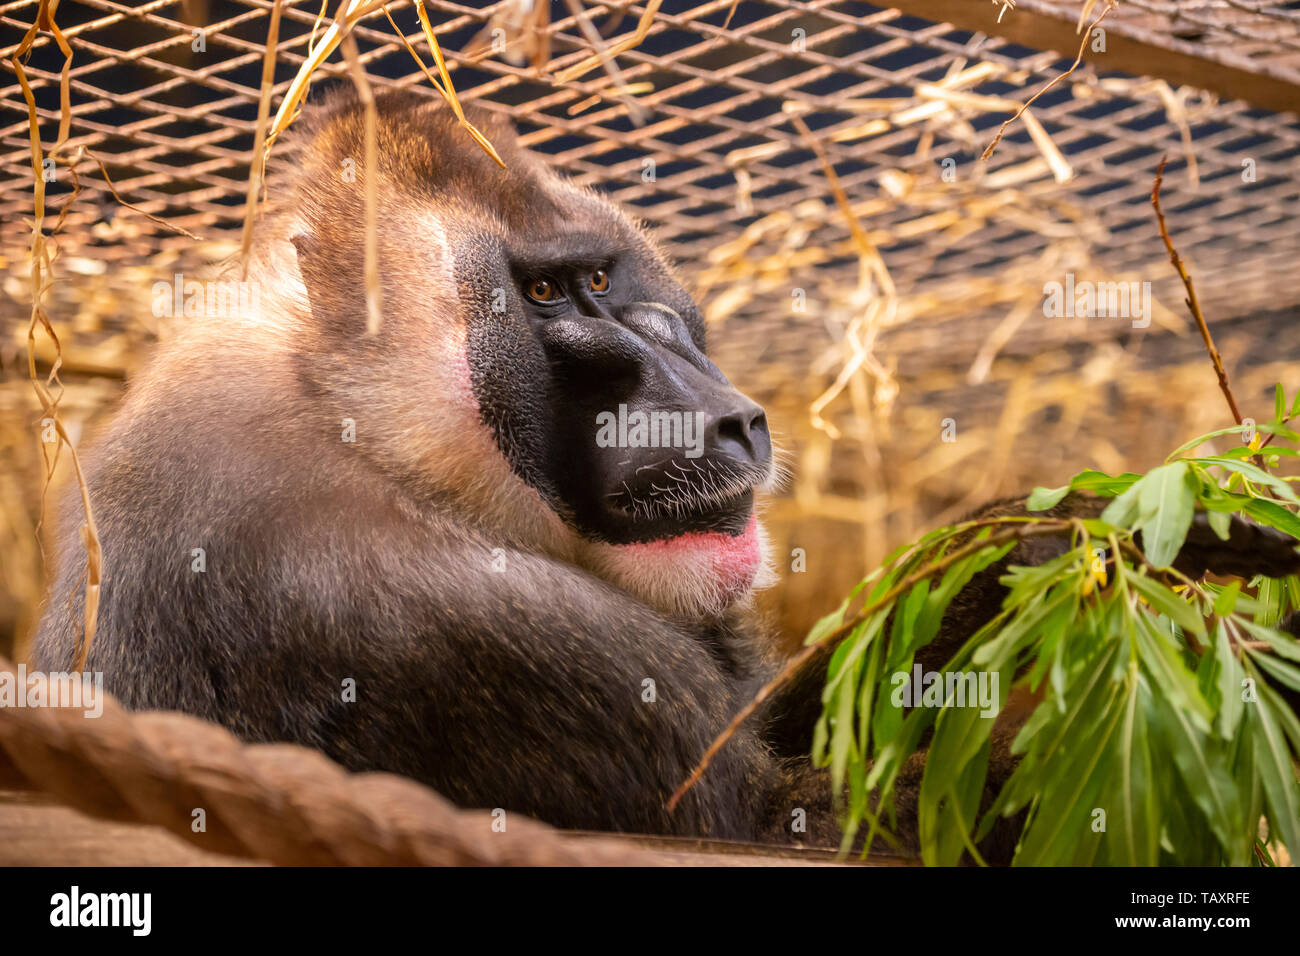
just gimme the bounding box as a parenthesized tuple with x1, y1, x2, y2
(617, 514, 761, 598)
(445, 333, 476, 407)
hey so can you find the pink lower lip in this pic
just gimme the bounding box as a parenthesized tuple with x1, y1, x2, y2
(616, 514, 760, 596)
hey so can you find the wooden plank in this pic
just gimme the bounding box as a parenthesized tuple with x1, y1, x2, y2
(562, 831, 914, 866)
(0, 791, 910, 866)
(884, 0, 1300, 115)
(0, 791, 258, 867)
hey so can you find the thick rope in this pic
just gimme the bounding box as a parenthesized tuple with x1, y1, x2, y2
(0, 656, 659, 865)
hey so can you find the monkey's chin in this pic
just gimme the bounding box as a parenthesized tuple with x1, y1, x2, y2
(584, 514, 771, 619)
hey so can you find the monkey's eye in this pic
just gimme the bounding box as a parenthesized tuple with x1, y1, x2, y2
(589, 268, 610, 294)
(525, 278, 561, 303)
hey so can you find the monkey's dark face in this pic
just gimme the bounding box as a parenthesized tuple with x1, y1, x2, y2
(514, 256, 770, 542)
(458, 217, 775, 611)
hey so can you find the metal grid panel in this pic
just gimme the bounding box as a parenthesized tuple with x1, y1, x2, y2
(3, 1, 1298, 393)
(3, 0, 1300, 645)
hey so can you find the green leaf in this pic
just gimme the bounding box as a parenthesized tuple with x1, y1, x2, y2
(1238, 617, 1300, 663)
(821, 630, 854, 700)
(811, 710, 829, 766)
(999, 549, 1078, 609)
(1259, 670, 1300, 756)
(972, 586, 1075, 669)
(914, 541, 1014, 651)
(872, 652, 909, 761)
(829, 658, 860, 793)
(856, 637, 884, 760)
(888, 578, 930, 667)
(1107, 670, 1159, 865)
(1101, 480, 1142, 527)
(1233, 728, 1264, 866)
(1126, 571, 1207, 637)
(1168, 422, 1296, 460)
(938, 740, 992, 866)
(1013, 680, 1126, 865)
(1067, 470, 1144, 497)
(1248, 648, 1300, 694)
(1275, 383, 1286, 424)
(1030, 471, 1143, 512)
(1150, 687, 1242, 857)
(861, 707, 934, 846)
(1242, 498, 1300, 540)
(1213, 623, 1244, 740)
(1133, 609, 1211, 724)
(1026, 590, 1077, 690)
(1198, 457, 1300, 505)
(1246, 661, 1300, 862)
(1027, 484, 1070, 511)
(1218, 445, 1299, 461)
(988, 641, 1122, 833)
(1136, 462, 1197, 568)
(918, 669, 1005, 865)
(1213, 580, 1241, 616)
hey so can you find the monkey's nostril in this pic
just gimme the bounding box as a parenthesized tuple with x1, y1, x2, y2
(712, 402, 771, 469)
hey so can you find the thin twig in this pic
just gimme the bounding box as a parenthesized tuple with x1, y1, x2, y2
(13, 0, 102, 672)
(413, 0, 506, 167)
(561, 0, 646, 126)
(786, 109, 898, 437)
(239, 0, 283, 280)
(1150, 155, 1261, 467)
(338, 19, 383, 335)
(265, 0, 387, 154)
(553, 0, 661, 84)
(981, 0, 1114, 165)
(84, 150, 203, 241)
(566, 83, 654, 116)
(384, 4, 449, 98)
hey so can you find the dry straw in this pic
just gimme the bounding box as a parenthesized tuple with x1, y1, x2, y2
(11, 0, 99, 671)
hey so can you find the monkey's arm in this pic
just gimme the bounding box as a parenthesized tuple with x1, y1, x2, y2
(196, 500, 841, 845)
(302, 535, 791, 841)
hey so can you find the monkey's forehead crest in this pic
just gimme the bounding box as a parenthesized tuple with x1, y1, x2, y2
(281, 87, 632, 241)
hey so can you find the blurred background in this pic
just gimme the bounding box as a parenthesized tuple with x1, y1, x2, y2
(3, 0, 1299, 660)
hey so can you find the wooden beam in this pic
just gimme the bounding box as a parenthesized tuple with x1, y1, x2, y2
(0, 791, 259, 866)
(883, 0, 1300, 115)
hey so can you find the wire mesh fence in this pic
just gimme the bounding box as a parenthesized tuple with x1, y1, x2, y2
(2, 0, 1299, 646)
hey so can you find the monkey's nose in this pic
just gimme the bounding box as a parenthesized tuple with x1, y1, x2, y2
(707, 395, 771, 470)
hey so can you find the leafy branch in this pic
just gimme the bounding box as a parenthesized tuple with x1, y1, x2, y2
(803, 416, 1300, 866)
